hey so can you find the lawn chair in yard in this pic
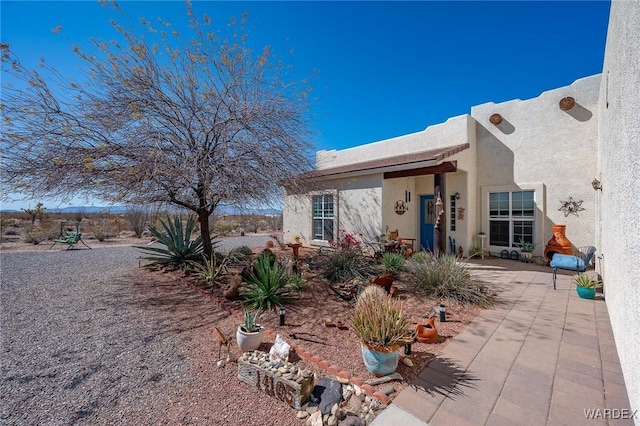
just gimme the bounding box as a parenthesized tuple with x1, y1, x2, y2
(549, 246, 596, 289)
(49, 221, 91, 250)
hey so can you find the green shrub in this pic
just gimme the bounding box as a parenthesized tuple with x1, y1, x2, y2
(406, 254, 493, 307)
(137, 215, 204, 267)
(241, 254, 296, 310)
(380, 252, 405, 274)
(321, 250, 377, 283)
(228, 245, 253, 263)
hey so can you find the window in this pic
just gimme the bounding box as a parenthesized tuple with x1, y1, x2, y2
(312, 195, 334, 241)
(450, 195, 456, 231)
(489, 190, 535, 247)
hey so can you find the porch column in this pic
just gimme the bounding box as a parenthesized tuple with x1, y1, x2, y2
(434, 174, 446, 255)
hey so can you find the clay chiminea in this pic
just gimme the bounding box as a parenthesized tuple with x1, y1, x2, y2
(415, 317, 439, 344)
(370, 273, 394, 293)
(544, 224, 574, 261)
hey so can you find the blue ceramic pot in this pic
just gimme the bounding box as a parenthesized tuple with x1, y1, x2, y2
(361, 343, 400, 376)
(576, 286, 596, 300)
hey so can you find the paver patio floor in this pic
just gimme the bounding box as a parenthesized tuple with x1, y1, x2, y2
(372, 258, 634, 426)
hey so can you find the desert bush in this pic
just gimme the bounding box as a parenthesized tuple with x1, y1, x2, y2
(90, 219, 112, 242)
(125, 208, 148, 238)
(137, 215, 203, 267)
(321, 250, 377, 284)
(241, 252, 296, 310)
(406, 254, 493, 307)
(228, 245, 253, 263)
(23, 225, 48, 244)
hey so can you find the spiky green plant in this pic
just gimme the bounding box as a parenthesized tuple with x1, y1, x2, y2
(241, 253, 295, 310)
(188, 252, 229, 291)
(136, 215, 204, 267)
(240, 308, 262, 333)
(351, 286, 414, 349)
(573, 274, 597, 288)
(380, 252, 405, 274)
(406, 254, 493, 307)
(228, 245, 253, 263)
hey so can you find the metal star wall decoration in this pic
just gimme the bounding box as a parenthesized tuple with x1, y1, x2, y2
(559, 197, 585, 217)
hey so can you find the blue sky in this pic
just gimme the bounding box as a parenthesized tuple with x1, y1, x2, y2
(1, 1, 611, 210)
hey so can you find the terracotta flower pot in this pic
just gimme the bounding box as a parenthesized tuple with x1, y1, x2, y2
(371, 273, 394, 293)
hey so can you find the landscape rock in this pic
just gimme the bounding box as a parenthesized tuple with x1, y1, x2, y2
(402, 357, 414, 367)
(297, 410, 309, 419)
(327, 414, 338, 426)
(313, 378, 343, 415)
(339, 415, 365, 426)
(307, 410, 322, 426)
(380, 384, 395, 396)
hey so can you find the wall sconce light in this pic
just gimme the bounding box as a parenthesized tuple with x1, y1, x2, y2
(591, 178, 602, 191)
(454, 192, 460, 200)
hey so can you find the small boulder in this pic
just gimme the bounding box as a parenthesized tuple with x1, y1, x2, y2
(339, 415, 365, 426)
(313, 378, 343, 415)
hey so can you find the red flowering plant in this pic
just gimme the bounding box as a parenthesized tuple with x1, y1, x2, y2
(331, 230, 363, 252)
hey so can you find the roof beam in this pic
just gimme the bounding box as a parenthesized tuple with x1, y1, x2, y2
(383, 161, 458, 179)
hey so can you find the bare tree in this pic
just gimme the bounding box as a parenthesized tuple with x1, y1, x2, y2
(1, 1, 314, 256)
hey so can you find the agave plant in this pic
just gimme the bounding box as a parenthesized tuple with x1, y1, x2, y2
(137, 215, 204, 267)
(241, 252, 295, 311)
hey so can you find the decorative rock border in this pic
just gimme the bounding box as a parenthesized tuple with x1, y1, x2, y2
(180, 277, 398, 422)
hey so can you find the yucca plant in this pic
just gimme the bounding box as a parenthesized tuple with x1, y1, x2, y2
(241, 253, 295, 310)
(380, 252, 405, 274)
(406, 254, 493, 307)
(137, 215, 204, 267)
(351, 285, 414, 349)
(240, 308, 262, 333)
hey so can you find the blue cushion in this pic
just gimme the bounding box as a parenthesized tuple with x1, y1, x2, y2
(550, 253, 586, 272)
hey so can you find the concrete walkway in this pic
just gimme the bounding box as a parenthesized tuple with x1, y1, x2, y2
(372, 259, 634, 426)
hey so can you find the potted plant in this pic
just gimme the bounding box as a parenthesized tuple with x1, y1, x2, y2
(517, 237, 535, 260)
(574, 274, 597, 299)
(236, 308, 264, 353)
(351, 286, 414, 376)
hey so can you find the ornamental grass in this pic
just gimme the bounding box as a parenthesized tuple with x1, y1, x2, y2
(351, 285, 414, 350)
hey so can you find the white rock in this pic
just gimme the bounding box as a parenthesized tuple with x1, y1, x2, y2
(365, 412, 374, 423)
(338, 376, 349, 385)
(297, 411, 309, 419)
(342, 389, 353, 401)
(402, 357, 414, 367)
(327, 414, 338, 426)
(307, 411, 322, 426)
(216, 360, 225, 368)
(331, 403, 339, 416)
(370, 399, 381, 411)
(354, 385, 362, 396)
(365, 396, 372, 405)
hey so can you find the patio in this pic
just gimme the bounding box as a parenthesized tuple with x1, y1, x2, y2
(372, 258, 634, 426)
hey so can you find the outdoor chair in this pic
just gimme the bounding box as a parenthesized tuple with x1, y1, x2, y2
(550, 246, 596, 289)
(49, 221, 91, 250)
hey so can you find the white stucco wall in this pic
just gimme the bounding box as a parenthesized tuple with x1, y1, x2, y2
(471, 75, 601, 256)
(316, 115, 470, 170)
(597, 0, 640, 417)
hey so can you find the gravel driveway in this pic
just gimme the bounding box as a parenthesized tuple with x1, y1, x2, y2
(0, 234, 279, 426)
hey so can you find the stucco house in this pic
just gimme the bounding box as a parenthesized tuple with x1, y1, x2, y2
(284, 0, 639, 416)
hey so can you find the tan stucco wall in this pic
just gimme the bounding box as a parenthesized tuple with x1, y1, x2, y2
(316, 115, 470, 170)
(471, 75, 601, 256)
(597, 0, 640, 416)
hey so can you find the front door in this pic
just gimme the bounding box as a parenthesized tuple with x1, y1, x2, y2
(420, 195, 435, 252)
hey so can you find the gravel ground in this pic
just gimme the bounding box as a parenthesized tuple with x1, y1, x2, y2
(0, 237, 301, 426)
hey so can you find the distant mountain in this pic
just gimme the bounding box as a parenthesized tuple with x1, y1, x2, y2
(1, 204, 281, 215)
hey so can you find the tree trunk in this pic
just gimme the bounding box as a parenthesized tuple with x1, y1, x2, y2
(198, 208, 213, 257)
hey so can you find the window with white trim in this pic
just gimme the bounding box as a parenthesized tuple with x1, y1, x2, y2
(312, 195, 334, 241)
(489, 190, 534, 247)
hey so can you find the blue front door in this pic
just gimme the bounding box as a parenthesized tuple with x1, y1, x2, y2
(420, 195, 435, 252)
